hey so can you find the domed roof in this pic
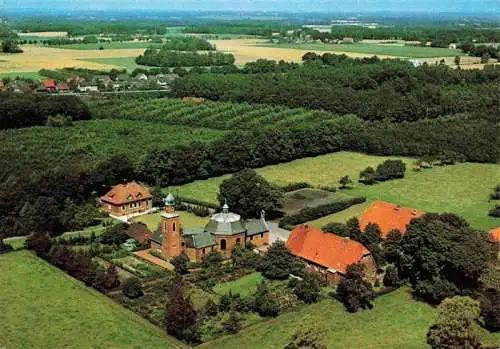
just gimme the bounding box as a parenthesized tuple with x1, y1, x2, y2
(163, 193, 175, 205)
(204, 203, 245, 236)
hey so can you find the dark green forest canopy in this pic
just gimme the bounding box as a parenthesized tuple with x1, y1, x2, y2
(172, 55, 500, 122)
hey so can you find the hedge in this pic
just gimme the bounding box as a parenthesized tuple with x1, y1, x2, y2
(279, 197, 366, 228)
(176, 196, 220, 210)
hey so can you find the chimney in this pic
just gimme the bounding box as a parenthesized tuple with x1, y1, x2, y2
(394, 205, 400, 211)
(411, 209, 417, 216)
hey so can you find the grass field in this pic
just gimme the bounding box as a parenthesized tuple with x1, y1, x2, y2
(262, 42, 465, 58)
(201, 287, 500, 349)
(78, 57, 150, 71)
(0, 120, 225, 179)
(48, 41, 162, 50)
(214, 272, 265, 297)
(0, 71, 46, 79)
(172, 152, 500, 230)
(0, 45, 145, 73)
(307, 200, 373, 228)
(133, 211, 211, 231)
(0, 251, 186, 349)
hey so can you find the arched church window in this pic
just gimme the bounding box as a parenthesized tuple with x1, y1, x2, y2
(220, 239, 227, 250)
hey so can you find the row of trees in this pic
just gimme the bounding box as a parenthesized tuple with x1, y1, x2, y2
(359, 159, 406, 184)
(136, 48, 235, 67)
(161, 37, 215, 51)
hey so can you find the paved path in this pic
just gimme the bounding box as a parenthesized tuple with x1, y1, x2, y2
(268, 222, 291, 244)
(134, 249, 174, 271)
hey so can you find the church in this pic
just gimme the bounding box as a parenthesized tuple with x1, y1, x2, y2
(150, 194, 270, 262)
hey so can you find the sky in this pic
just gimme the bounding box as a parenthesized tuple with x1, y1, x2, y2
(9, 0, 500, 14)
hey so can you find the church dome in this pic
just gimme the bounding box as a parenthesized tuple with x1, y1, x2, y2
(204, 203, 245, 236)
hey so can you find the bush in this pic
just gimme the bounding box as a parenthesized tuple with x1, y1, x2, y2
(383, 266, 400, 287)
(281, 182, 311, 192)
(322, 222, 349, 237)
(279, 197, 366, 228)
(222, 310, 242, 334)
(122, 277, 144, 298)
(375, 159, 406, 181)
(171, 253, 189, 275)
(253, 281, 280, 317)
(46, 114, 73, 127)
(293, 274, 321, 304)
(489, 205, 500, 217)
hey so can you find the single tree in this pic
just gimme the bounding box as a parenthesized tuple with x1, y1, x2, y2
(399, 213, 492, 304)
(294, 274, 321, 304)
(260, 240, 304, 280)
(104, 264, 120, 289)
(382, 229, 403, 263)
(122, 277, 144, 298)
(253, 281, 280, 317)
(222, 309, 243, 334)
(383, 265, 400, 287)
(203, 298, 219, 317)
(339, 175, 352, 189)
(360, 223, 382, 246)
(359, 166, 376, 185)
(346, 216, 362, 241)
(427, 296, 482, 349)
(164, 279, 199, 343)
(454, 55, 461, 66)
(480, 289, 500, 332)
(171, 252, 189, 275)
(284, 325, 327, 349)
(336, 264, 374, 313)
(218, 169, 283, 218)
(25, 232, 52, 256)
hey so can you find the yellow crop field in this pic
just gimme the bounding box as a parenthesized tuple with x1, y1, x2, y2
(18, 31, 69, 37)
(213, 39, 396, 64)
(0, 45, 144, 73)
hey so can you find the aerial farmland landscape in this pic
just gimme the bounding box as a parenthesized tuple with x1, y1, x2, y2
(0, 1, 499, 349)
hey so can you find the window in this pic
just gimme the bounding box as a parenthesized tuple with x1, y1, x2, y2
(220, 239, 227, 250)
(261, 233, 264, 238)
(236, 238, 241, 245)
(181, 242, 185, 247)
(122, 205, 125, 210)
(202, 248, 206, 254)
(250, 236, 253, 241)
(173, 223, 176, 232)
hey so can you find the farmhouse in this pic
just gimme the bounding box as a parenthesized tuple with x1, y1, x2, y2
(287, 225, 376, 285)
(57, 82, 70, 93)
(99, 181, 153, 217)
(150, 194, 269, 262)
(359, 200, 424, 238)
(41, 79, 57, 92)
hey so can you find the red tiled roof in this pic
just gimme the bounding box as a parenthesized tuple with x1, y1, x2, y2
(126, 223, 152, 243)
(57, 82, 70, 91)
(287, 225, 371, 274)
(359, 201, 424, 238)
(489, 227, 500, 243)
(100, 181, 152, 205)
(41, 79, 56, 89)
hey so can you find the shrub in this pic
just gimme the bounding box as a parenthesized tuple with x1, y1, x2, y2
(489, 205, 500, 217)
(46, 114, 73, 127)
(222, 310, 242, 334)
(279, 197, 366, 228)
(375, 159, 406, 181)
(171, 253, 189, 275)
(281, 182, 311, 192)
(122, 277, 144, 299)
(383, 266, 400, 287)
(293, 274, 321, 304)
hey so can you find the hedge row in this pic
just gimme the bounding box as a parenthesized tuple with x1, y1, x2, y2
(279, 197, 366, 228)
(177, 196, 220, 210)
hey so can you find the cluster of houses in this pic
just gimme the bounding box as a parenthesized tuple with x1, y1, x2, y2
(99, 181, 499, 285)
(0, 73, 177, 94)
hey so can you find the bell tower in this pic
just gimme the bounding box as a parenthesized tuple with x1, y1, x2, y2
(160, 193, 182, 259)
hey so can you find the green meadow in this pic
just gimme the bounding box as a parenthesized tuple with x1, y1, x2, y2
(261, 42, 464, 58)
(0, 251, 186, 349)
(171, 152, 500, 231)
(200, 287, 500, 349)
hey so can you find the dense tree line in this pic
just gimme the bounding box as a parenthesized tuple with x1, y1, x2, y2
(173, 54, 500, 122)
(0, 92, 91, 129)
(136, 48, 235, 67)
(161, 37, 214, 51)
(301, 26, 500, 47)
(138, 115, 498, 189)
(182, 22, 296, 36)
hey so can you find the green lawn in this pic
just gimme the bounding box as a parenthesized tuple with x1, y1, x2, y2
(214, 272, 264, 297)
(78, 57, 151, 71)
(0, 251, 186, 349)
(200, 287, 500, 349)
(307, 200, 373, 228)
(261, 42, 464, 58)
(171, 152, 499, 230)
(0, 71, 45, 80)
(47, 41, 161, 50)
(133, 211, 210, 231)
